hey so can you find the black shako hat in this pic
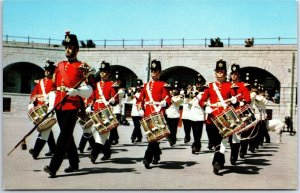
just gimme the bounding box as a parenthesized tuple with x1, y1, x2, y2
(44, 59, 56, 74)
(136, 79, 143, 87)
(215, 59, 227, 71)
(62, 31, 79, 49)
(99, 61, 111, 72)
(231, 63, 240, 74)
(150, 59, 162, 72)
(196, 74, 206, 85)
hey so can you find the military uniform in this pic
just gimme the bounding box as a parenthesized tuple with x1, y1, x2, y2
(28, 60, 56, 159)
(130, 79, 144, 143)
(88, 61, 119, 163)
(228, 64, 251, 164)
(199, 60, 236, 175)
(137, 60, 171, 169)
(165, 81, 183, 146)
(44, 32, 93, 178)
(189, 74, 206, 154)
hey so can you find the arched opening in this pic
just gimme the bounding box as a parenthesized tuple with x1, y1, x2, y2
(3, 62, 44, 94)
(240, 67, 280, 102)
(94, 65, 138, 88)
(160, 66, 203, 88)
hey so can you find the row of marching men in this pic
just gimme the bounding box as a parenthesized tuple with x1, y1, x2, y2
(27, 58, 269, 177)
(26, 31, 270, 178)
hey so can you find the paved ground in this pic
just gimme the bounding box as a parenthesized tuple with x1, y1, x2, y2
(2, 114, 298, 190)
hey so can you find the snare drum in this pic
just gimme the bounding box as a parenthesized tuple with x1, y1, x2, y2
(140, 113, 170, 142)
(212, 106, 244, 138)
(27, 104, 56, 132)
(235, 104, 258, 135)
(90, 106, 119, 134)
(78, 115, 93, 130)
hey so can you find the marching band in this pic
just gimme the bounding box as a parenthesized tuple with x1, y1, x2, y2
(24, 31, 277, 177)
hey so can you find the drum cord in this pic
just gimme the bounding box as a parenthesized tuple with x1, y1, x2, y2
(237, 124, 259, 141)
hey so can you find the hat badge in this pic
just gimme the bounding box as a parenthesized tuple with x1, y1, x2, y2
(101, 63, 105, 68)
(65, 36, 70, 43)
(232, 66, 236, 71)
(218, 63, 223, 68)
(152, 63, 156, 68)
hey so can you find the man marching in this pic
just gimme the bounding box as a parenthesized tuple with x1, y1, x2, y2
(199, 59, 237, 175)
(88, 61, 119, 163)
(44, 31, 93, 178)
(28, 59, 57, 159)
(228, 64, 251, 164)
(137, 59, 171, 169)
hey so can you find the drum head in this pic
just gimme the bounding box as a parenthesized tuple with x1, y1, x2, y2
(37, 117, 57, 132)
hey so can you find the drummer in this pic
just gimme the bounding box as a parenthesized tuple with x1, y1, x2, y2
(28, 59, 57, 159)
(228, 64, 251, 164)
(137, 59, 171, 169)
(199, 59, 237, 175)
(88, 61, 119, 163)
(77, 97, 95, 153)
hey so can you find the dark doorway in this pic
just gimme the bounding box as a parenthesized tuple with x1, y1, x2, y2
(3, 62, 44, 94)
(240, 67, 280, 100)
(160, 66, 202, 89)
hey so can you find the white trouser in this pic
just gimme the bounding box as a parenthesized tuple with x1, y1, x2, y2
(39, 128, 52, 141)
(93, 129, 110, 145)
(219, 133, 240, 154)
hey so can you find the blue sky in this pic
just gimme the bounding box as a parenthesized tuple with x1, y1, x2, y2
(3, 0, 297, 44)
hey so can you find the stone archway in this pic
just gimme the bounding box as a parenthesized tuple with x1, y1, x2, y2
(160, 66, 202, 88)
(240, 67, 280, 99)
(3, 62, 44, 94)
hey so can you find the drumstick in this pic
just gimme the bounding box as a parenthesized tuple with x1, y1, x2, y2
(7, 71, 93, 156)
(209, 93, 242, 108)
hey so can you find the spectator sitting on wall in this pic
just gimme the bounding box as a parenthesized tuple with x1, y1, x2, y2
(209, 37, 223, 47)
(245, 38, 254, 47)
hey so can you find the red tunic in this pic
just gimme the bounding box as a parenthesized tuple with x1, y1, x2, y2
(52, 60, 90, 110)
(232, 82, 251, 104)
(30, 77, 53, 106)
(90, 81, 119, 111)
(137, 80, 171, 117)
(199, 81, 234, 124)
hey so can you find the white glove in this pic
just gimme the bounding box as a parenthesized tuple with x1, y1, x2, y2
(205, 106, 213, 114)
(159, 100, 166, 107)
(138, 109, 144, 117)
(67, 88, 79, 96)
(27, 103, 34, 110)
(118, 89, 125, 94)
(230, 96, 237, 104)
(85, 106, 92, 113)
(239, 101, 245, 107)
(109, 97, 115, 105)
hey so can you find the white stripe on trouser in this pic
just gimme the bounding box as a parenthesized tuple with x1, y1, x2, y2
(93, 129, 110, 145)
(39, 128, 52, 141)
(231, 133, 240, 143)
(219, 133, 240, 154)
(220, 138, 228, 154)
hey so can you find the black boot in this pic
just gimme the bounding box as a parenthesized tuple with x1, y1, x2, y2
(29, 138, 46, 159)
(212, 152, 225, 175)
(101, 140, 111, 160)
(78, 135, 88, 153)
(230, 143, 240, 165)
(89, 143, 103, 164)
(45, 131, 56, 156)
